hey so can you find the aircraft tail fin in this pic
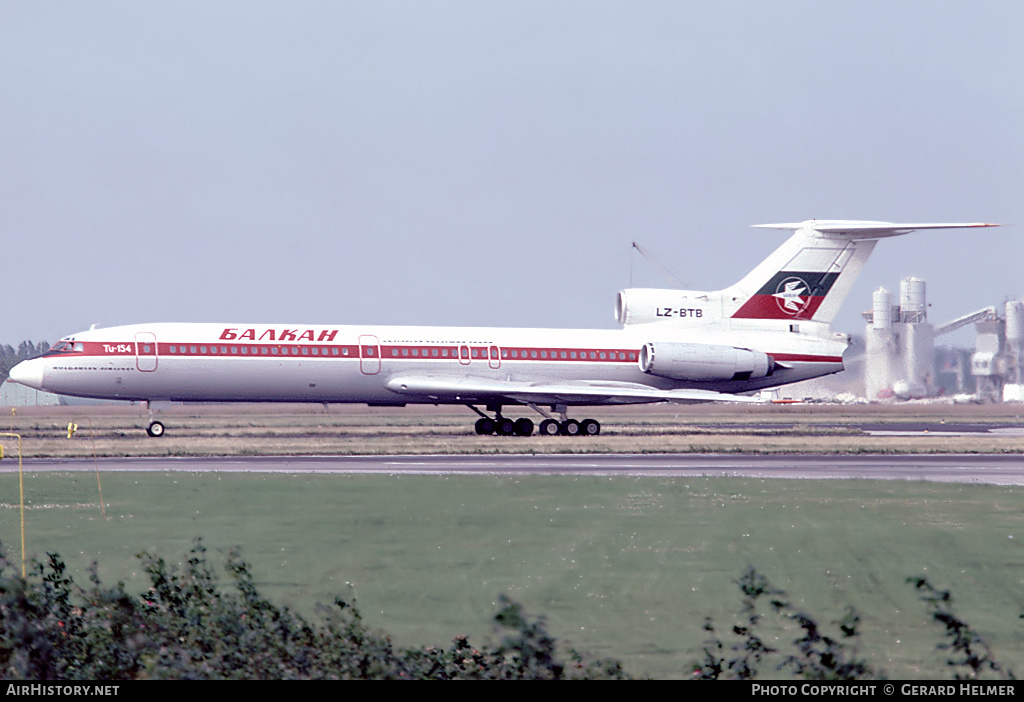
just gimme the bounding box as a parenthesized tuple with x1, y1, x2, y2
(723, 220, 997, 325)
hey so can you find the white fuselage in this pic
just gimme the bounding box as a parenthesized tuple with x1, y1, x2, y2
(14, 321, 845, 406)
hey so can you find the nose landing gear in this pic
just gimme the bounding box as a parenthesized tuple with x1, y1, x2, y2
(145, 401, 170, 438)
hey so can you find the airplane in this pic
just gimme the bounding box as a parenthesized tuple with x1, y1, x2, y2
(7, 220, 996, 438)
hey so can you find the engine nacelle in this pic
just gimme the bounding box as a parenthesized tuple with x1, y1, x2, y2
(615, 288, 713, 325)
(638, 342, 775, 381)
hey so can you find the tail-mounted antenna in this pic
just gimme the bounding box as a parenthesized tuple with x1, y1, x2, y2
(631, 241, 689, 289)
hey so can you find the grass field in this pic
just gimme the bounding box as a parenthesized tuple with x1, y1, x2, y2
(2, 468, 1022, 679)
(3, 401, 1024, 457)
(2, 403, 1023, 678)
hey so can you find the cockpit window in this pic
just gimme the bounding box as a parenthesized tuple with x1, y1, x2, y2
(42, 340, 81, 357)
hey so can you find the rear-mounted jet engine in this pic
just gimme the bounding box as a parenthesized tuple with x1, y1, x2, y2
(638, 342, 774, 382)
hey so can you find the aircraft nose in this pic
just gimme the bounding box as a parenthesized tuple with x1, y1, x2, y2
(8, 358, 46, 390)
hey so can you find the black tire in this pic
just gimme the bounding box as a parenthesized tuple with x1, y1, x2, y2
(475, 418, 495, 435)
(514, 418, 534, 436)
(496, 417, 515, 436)
(147, 421, 165, 438)
(539, 419, 560, 436)
(580, 419, 600, 436)
(560, 419, 581, 436)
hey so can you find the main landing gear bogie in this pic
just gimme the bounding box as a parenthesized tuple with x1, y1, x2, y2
(541, 418, 600, 436)
(475, 417, 536, 436)
(473, 407, 600, 438)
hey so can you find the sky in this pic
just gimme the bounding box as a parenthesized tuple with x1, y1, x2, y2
(2, 1, 1022, 344)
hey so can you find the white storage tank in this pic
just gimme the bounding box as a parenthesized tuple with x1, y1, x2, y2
(872, 287, 891, 330)
(900, 277, 927, 323)
(1005, 300, 1024, 343)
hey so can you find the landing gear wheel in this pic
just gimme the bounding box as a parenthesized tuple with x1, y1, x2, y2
(475, 417, 495, 435)
(580, 419, 600, 436)
(496, 417, 516, 436)
(147, 421, 165, 438)
(539, 419, 560, 436)
(560, 419, 581, 436)
(513, 418, 534, 437)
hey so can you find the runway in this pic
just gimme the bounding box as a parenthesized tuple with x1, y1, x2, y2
(8, 454, 1024, 485)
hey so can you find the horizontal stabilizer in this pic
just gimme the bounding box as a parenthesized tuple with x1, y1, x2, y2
(753, 220, 999, 239)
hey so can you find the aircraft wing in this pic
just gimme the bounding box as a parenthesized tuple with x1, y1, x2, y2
(385, 375, 763, 405)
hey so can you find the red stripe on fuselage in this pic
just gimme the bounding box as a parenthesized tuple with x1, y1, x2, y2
(47, 341, 842, 367)
(48, 342, 644, 363)
(768, 353, 843, 364)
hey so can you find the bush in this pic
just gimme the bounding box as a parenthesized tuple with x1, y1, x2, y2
(694, 566, 1016, 681)
(1, 545, 1015, 680)
(0, 540, 629, 680)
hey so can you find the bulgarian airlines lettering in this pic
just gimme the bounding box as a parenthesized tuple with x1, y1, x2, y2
(7, 220, 996, 438)
(219, 328, 339, 342)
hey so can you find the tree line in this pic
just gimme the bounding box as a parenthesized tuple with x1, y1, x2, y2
(0, 340, 50, 384)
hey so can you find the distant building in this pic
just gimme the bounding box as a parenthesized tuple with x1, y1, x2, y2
(0, 379, 61, 406)
(862, 278, 1024, 402)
